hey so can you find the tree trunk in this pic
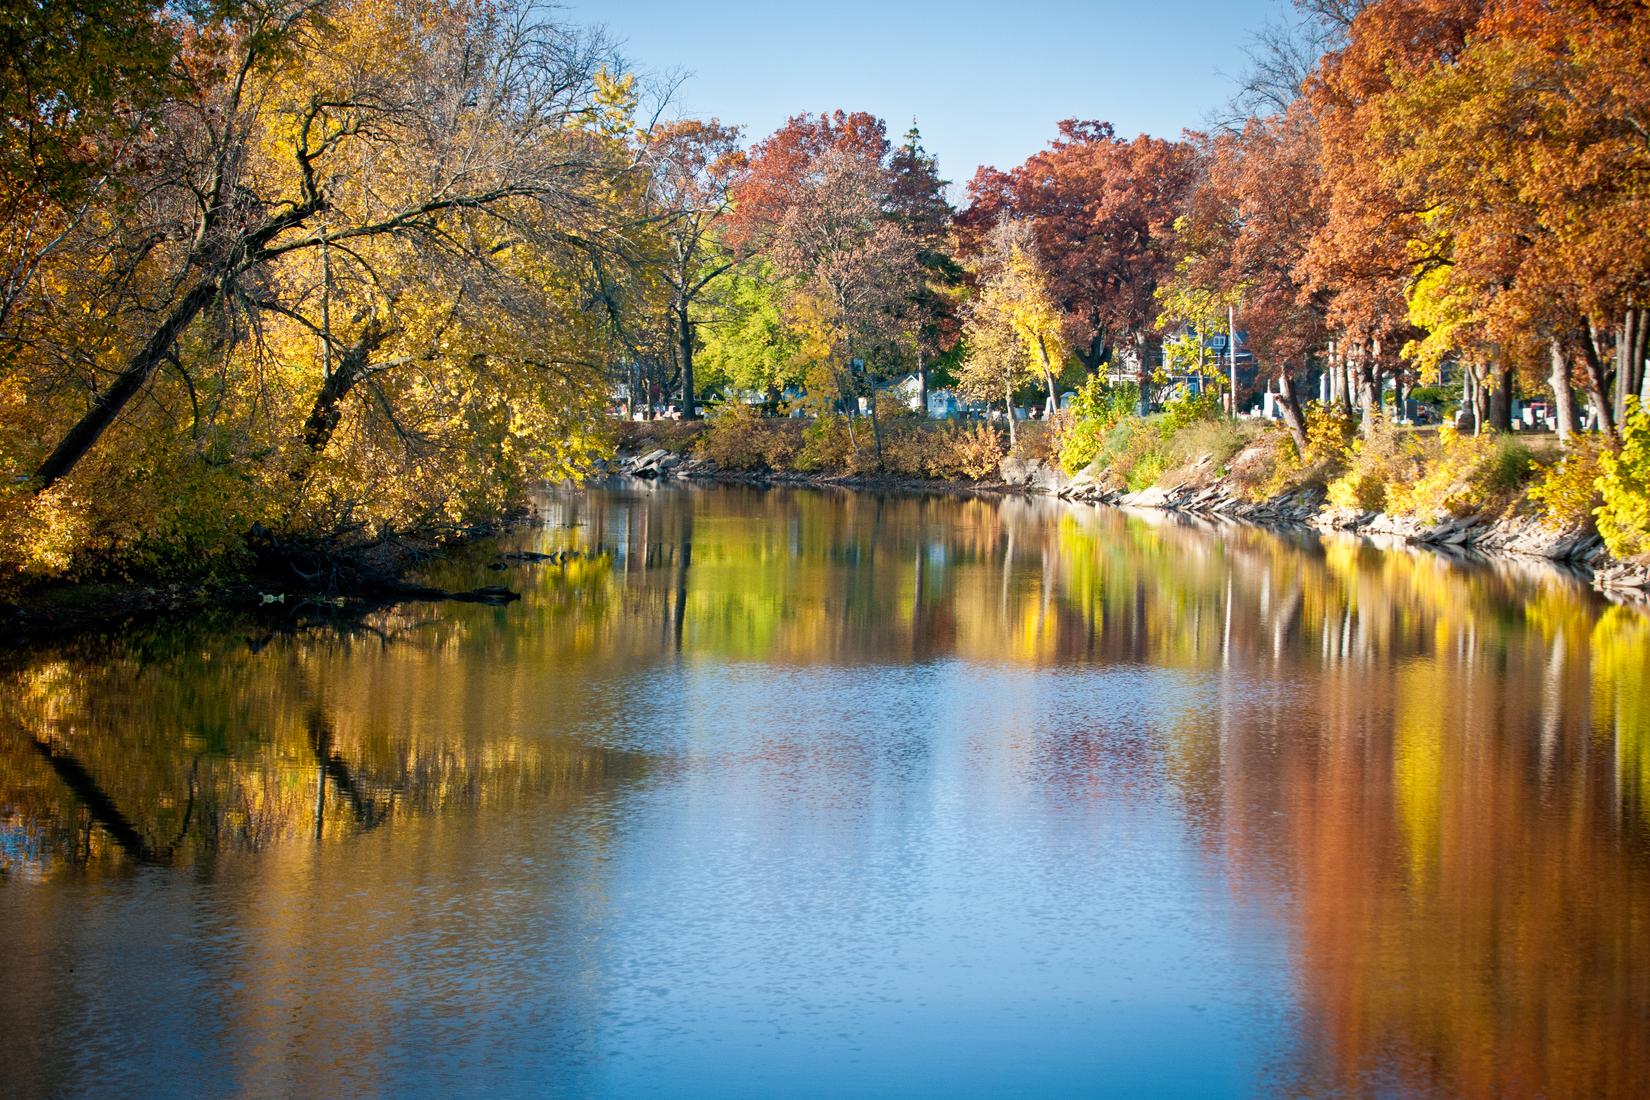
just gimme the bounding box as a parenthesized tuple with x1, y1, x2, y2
(1140, 330, 1155, 417)
(1326, 340, 1342, 408)
(677, 302, 698, 420)
(1276, 370, 1309, 458)
(1355, 344, 1380, 431)
(1635, 305, 1650, 404)
(298, 322, 394, 463)
(868, 388, 885, 470)
(1548, 339, 1576, 443)
(917, 346, 928, 418)
(1617, 306, 1647, 417)
(1004, 378, 1017, 450)
(30, 186, 326, 492)
(1359, 370, 1381, 430)
(1485, 359, 1514, 434)
(1472, 367, 1491, 434)
(1578, 321, 1617, 437)
(31, 279, 222, 492)
(1036, 334, 1058, 414)
(1075, 330, 1110, 373)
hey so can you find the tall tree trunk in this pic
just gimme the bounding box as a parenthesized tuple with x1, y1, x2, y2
(1004, 378, 1017, 451)
(677, 301, 698, 420)
(1617, 309, 1635, 423)
(288, 323, 400, 495)
(30, 189, 325, 493)
(1139, 330, 1155, 417)
(1485, 359, 1514, 434)
(1473, 367, 1491, 434)
(1276, 370, 1309, 458)
(31, 279, 222, 492)
(1460, 362, 1487, 434)
(1355, 342, 1381, 431)
(868, 387, 885, 470)
(1075, 329, 1110, 373)
(917, 346, 928, 417)
(299, 322, 393, 457)
(1358, 369, 1381, 430)
(1618, 306, 1647, 416)
(1548, 338, 1576, 443)
(1326, 340, 1340, 407)
(1635, 305, 1650, 404)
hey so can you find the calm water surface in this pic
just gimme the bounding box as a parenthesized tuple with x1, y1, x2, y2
(3, 485, 1648, 1098)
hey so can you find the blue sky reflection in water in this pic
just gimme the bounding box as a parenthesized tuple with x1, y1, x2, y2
(1, 484, 1647, 1097)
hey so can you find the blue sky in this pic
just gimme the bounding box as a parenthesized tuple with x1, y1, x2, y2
(560, 0, 1293, 191)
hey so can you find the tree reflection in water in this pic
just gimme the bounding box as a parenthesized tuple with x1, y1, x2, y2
(0, 484, 1645, 1097)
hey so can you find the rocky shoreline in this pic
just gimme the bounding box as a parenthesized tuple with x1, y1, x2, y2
(606, 446, 1015, 498)
(613, 447, 1650, 601)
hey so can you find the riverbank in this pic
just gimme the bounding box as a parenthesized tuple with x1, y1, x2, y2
(611, 418, 1650, 601)
(0, 518, 529, 651)
(8, 418, 1645, 650)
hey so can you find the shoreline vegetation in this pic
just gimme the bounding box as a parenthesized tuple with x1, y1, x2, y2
(610, 405, 1650, 600)
(4, 2, 1649, 641)
(3, 408, 1644, 651)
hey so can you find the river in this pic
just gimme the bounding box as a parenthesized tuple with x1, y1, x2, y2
(2, 484, 1647, 1097)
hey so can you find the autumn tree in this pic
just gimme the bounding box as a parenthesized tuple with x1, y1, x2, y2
(1300, 0, 1481, 430)
(962, 218, 1067, 423)
(696, 261, 802, 397)
(729, 111, 926, 464)
(1165, 106, 1327, 453)
(1442, 0, 1650, 437)
(887, 124, 962, 409)
(724, 110, 890, 256)
(0, 0, 656, 579)
(642, 118, 744, 418)
(0, 0, 195, 331)
(764, 146, 919, 465)
(14, 0, 635, 497)
(960, 122, 1197, 385)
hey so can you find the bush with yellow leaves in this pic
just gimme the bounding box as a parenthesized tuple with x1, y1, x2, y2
(0, 486, 87, 588)
(1597, 399, 1650, 561)
(1528, 435, 1607, 531)
(923, 423, 1007, 479)
(1394, 425, 1534, 521)
(1325, 419, 1434, 512)
(695, 403, 801, 471)
(1304, 404, 1357, 466)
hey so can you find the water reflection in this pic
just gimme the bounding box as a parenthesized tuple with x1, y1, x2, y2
(1, 484, 1647, 1097)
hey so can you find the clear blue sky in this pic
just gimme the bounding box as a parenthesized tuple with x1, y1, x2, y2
(559, 0, 1292, 192)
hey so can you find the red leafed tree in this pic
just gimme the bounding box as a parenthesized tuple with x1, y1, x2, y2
(1301, 0, 1483, 428)
(1472, 0, 1650, 433)
(725, 110, 890, 255)
(959, 121, 1197, 375)
(1172, 102, 1329, 452)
